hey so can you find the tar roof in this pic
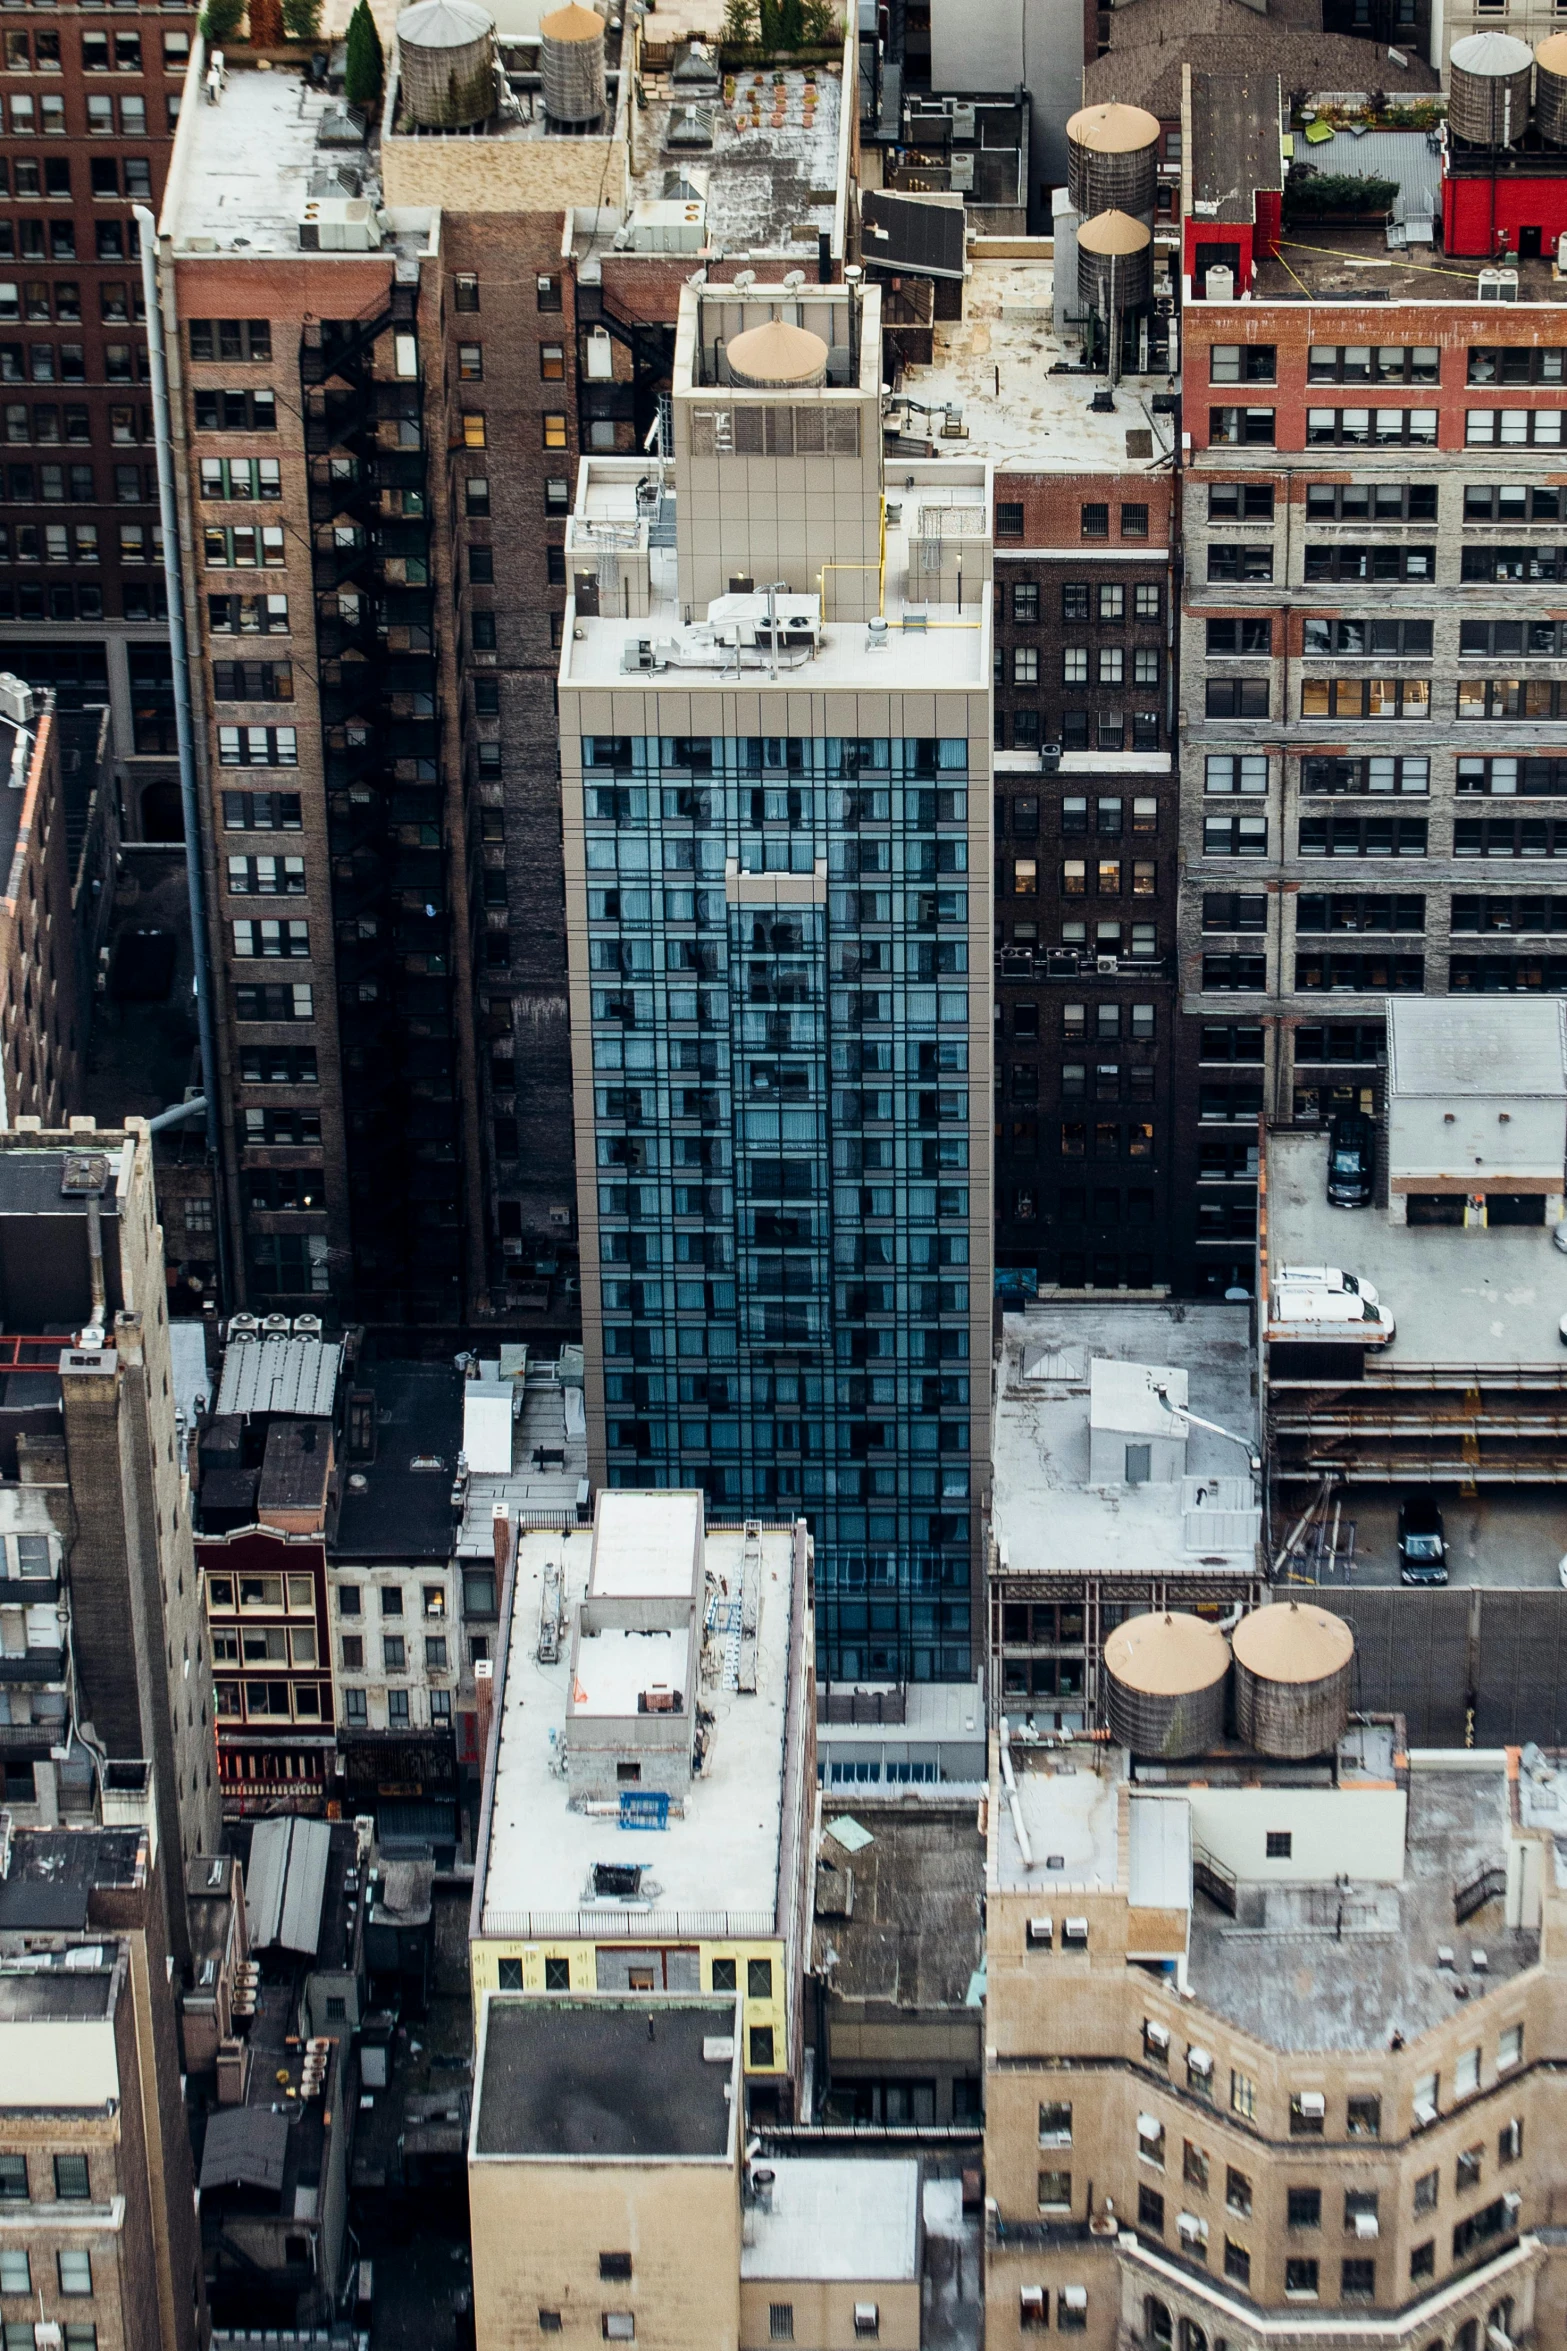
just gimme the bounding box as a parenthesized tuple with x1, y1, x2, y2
(1085, 3, 1438, 117)
(200, 2105, 290, 2194)
(474, 2000, 738, 2159)
(1388, 999, 1567, 1099)
(0, 1826, 144, 1932)
(330, 1359, 464, 1560)
(811, 1800, 984, 2010)
(0, 1965, 117, 2022)
(1189, 70, 1285, 221)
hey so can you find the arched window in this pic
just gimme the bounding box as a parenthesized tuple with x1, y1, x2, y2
(1145, 2298, 1173, 2348)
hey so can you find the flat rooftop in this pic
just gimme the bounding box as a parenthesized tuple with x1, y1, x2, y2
(0, 1825, 145, 1932)
(559, 460, 987, 693)
(1266, 1129, 1567, 1370)
(997, 1750, 1122, 1894)
(992, 1301, 1259, 1582)
(890, 257, 1176, 480)
(1189, 1761, 1538, 2050)
(473, 1999, 738, 2158)
(627, 62, 844, 255)
(0, 1962, 117, 2023)
(480, 1520, 800, 1934)
(813, 1800, 985, 2010)
(455, 1374, 589, 1558)
(331, 1358, 465, 1561)
(164, 66, 434, 261)
(740, 2156, 920, 2281)
(1248, 222, 1567, 307)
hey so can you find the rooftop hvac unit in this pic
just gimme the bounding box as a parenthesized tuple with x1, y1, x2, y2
(1205, 263, 1234, 300)
(299, 197, 383, 253)
(1297, 2091, 1326, 2118)
(1354, 2212, 1379, 2239)
(1478, 266, 1519, 301)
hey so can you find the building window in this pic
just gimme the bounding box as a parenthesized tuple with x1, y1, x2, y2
(57, 2251, 91, 2296)
(712, 1958, 737, 1991)
(1224, 2241, 1250, 2287)
(854, 2308, 880, 2340)
(1137, 2185, 1164, 2233)
(540, 2316, 563, 2334)
(387, 1689, 410, 1726)
(1038, 2102, 1072, 2146)
(748, 2026, 775, 2067)
(543, 413, 568, 449)
(1121, 503, 1149, 538)
(1230, 2071, 1255, 2121)
(770, 2308, 795, 2342)
(53, 2155, 90, 2201)
(996, 501, 1023, 538)
(1210, 406, 1276, 446)
(1266, 1831, 1292, 1858)
(748, 1957, 773, 1998)
(0, 2251, 30, 2291)
(1039, 2171, 1072, 2214)
(1081, 502, 1109, 538)
(1348, 2096, 1381, 2138)
(544, 1956, 570, 1989)
(1288, 2188, 1321, 2229)
(1291, 2093, 1326, 2137)
(1415, 2169, 1439, 2213)
(1014, 646, 1038, 685)
(602, 2319, 634, 2343)
(1285, 2260, 1319, 2299)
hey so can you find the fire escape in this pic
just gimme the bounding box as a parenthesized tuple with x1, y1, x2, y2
(302, 276, 463, 1323)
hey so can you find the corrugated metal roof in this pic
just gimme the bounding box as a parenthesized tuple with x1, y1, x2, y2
(246, 1815, 331, 1955)
(245, 1816, 290, 1950)
(216, 1335, 342, 1419)
(279, 1817, 331, 1958)
(1388, 998, 1567, 1098)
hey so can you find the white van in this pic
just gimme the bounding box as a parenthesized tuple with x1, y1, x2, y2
(1275, 1265, 1382, 1308)
(1270, 1280, 1396, 1345)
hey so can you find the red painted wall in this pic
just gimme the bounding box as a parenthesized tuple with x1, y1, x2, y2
(1443, 172, 1567, 259)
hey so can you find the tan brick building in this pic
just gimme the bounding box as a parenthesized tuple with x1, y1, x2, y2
(983, 1660, 1567, 2351)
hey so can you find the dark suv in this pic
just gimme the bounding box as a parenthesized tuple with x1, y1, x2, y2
(1398, 1491, 1447, 1585)
(1327, 1113, 1375, 1209)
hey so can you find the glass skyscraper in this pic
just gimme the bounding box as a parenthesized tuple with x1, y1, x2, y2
(558, 280, 993, 1681)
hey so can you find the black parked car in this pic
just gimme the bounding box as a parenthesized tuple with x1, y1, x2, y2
(1398, 1491, 1447, 1585)
(1327, 1112, 1375, 1208)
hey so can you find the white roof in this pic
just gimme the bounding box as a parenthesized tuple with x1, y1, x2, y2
(1388, 998, 1567, 1100)
(740, 2158, 920, 2282)
(1128, 1794, 1191, 1912)
(590, 1489, 702, 1600)
(481, 1521, 800, 1934)
(1089, 1356, 1187, 1439)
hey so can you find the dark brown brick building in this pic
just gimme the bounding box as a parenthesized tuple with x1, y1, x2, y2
(0, 1, 196, 843)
